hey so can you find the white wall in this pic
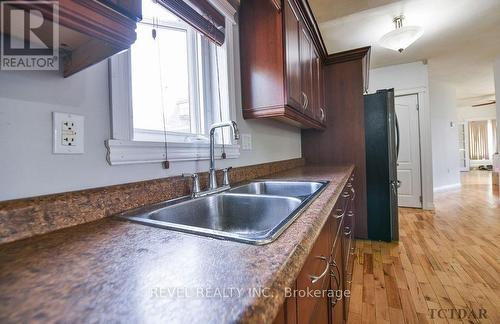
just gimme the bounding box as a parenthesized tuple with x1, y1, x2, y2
(0, 37, 302, 201)
(495, 57, 500, 152)
(457, 104, 496, 121)
(369, 61, 434, 209)
(429, 81, 461, 190)
(369, 61, 430, 93)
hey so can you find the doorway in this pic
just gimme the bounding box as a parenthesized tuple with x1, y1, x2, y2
(395, 94, 423, 208)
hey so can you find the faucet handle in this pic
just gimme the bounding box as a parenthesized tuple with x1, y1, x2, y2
(182, 173, 201, 196)
(221, 167, 232, 187)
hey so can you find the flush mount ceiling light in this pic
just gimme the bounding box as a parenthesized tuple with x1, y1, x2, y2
(379, 15, 424, 53)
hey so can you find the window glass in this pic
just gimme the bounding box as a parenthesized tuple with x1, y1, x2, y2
(130, 24, 192, 134)
(127, 1, 229, 144)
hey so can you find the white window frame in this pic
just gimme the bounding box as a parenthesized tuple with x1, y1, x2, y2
(106, 0, 239, 166)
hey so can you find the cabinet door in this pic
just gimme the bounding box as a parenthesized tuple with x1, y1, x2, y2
(284, 0, 302, 111)
(296, 219, 330, 324)
(311, 47, 321, 122)
(319, 60, 326, 124)
(299, 23, 313, 117)
(273, 289, 297, 324)
(330, 237, 344, 324)
(342, 174, 356, 320)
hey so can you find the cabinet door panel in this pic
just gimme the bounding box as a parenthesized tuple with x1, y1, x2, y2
(311, 47, 321, 121)
(284, 0, 302, 111)
(319, 58, 326, 124)
(330, 237, 344, 324)
(299, 23, 313, 118)
(296, 219, 330, 324)
(342, 173, 356, 320)
(273, 289, 297, 324)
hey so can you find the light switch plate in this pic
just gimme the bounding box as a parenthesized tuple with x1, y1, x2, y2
(53, 112, 84, 154)
(241, 133, 252, 150)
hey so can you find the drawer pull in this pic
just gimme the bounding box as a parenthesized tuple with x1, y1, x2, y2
(330, 260, 340, 287)
(309, 256, 329, 284)
(347, 211, 354, 217)
(334, 194, 350, 218)
(344, 226, 352, 236)
(350, 187, 356, 201)
(334, 208, 344, 218)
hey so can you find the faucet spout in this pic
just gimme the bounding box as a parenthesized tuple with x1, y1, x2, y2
(209, 120, 239, 189)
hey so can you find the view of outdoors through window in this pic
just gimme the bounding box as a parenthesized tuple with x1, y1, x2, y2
(130, 0, 208, 140)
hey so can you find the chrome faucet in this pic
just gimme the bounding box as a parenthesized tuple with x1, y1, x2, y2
(209, 121, 240, 189)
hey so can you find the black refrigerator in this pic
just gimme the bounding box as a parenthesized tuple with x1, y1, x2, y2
(364, 89, 399, 242)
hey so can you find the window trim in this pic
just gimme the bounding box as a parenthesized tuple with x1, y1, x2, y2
(106, 4, 239, 166)
(106, 139, 240, 165)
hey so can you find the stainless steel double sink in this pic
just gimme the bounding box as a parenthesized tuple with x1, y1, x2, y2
(117, 180, 328, 244)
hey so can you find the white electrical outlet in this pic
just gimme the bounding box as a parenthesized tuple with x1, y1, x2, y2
(241, 133, 252, 150)
(53, 112, 84, 154)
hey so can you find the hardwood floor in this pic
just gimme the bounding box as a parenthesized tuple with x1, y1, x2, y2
(348, 171, 500, 324)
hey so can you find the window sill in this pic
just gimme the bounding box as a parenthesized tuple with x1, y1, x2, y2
(105, 139, 240, 165)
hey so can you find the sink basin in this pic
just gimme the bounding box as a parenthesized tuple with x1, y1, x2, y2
(117, 180, 328, 244)
(228, 181, 326, 197)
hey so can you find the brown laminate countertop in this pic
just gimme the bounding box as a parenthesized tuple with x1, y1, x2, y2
(0, 165, 354, 324)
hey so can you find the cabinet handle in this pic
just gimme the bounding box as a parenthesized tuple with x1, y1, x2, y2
(334, 196, 349, 218)
(330, 259, 341, 307)
(345, 272, 352, 285)
(301, 92, 309, 111)
(347, 210, 354, 218)
(344, 226, 352, 236)
(309, 255, 329, 284)
(330, 259, 340, 287)
(320, 108, 325, 122)
(350, 187, 356, 201)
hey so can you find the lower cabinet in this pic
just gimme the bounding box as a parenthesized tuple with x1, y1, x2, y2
(296, 215, 331, 324)
(274, 170, 356, 324)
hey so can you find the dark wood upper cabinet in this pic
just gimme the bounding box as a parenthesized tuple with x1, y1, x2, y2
(97, 0, 142, 21)
(239, 0, 326, 129)
(5, 0, 140, 77)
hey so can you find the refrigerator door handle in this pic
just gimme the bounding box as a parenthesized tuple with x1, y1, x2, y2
(395, 113, 400, 160)
(390, 180, 398, 195)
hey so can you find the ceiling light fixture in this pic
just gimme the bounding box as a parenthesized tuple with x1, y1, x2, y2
(379, 15, 424, 53)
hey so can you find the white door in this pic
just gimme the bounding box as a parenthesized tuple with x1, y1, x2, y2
(395, 94, 422, 208)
